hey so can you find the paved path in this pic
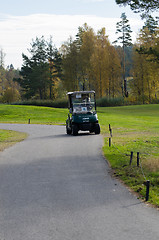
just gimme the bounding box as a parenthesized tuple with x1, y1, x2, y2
(0, 124, 159, 240)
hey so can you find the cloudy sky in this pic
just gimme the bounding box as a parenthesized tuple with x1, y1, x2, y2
(0, 0, 144, 68)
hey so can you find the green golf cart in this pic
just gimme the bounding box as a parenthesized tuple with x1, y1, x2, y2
(66, 91, 100, 136)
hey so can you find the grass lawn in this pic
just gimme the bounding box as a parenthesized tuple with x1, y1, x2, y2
(0, 104, 68, 124)
(0, 103, 159, 206)
(98, 104, 159, 207)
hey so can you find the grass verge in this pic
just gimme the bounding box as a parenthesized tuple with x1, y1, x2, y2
(98, 104, 159, 207)
(0, 129, 28, 152)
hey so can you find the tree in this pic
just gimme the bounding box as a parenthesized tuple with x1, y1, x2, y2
(90, 28, 109, 97)
(20, 36, 49, 99)
(61, 24, 122, 98)
(131, 27, 159, 103)
(131, 46, 159, 103)
(48, 48, 62, 99)
(61, 37, 79, 91)
(0, 48, 6, 68)
(136, 16, 159, 64)
(115, 0, 159, 17)
(131, 48, 149, 103)
(47, 37, 62, 99)
(0, 63, 21, 103)
(2, 87, 21, 103)
(115, 45, 133, 78)
(0, 67, 7, 97)
(16, 36, 62, 100)
(76, 23, 96, 90)
(108, 46, 122, 98)
(142, 15, 158, 34)
(61, 24, 96, 91)
(113, 13, 132, 97)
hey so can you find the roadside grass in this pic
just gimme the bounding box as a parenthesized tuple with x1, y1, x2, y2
(0, 129, 28, 152)
(0, 104, 159, 206)
(98, 104, 159, 207)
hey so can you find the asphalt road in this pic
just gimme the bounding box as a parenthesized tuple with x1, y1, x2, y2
(0, 123, 159, 240)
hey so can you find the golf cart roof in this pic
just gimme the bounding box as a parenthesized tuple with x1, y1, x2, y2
(67, 91, 95, 95)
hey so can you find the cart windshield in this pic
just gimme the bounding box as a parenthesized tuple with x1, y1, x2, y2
(72, 92, 96, 113)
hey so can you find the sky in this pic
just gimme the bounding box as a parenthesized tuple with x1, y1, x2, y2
(0, 0, 146, 69)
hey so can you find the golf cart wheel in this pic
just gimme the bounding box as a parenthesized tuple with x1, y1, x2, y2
(66, 122, 72, 135)
(94, 123, 100, 134)
(72, 124, 78, 136)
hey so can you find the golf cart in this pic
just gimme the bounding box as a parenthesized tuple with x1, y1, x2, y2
(66, 91, 100, 136)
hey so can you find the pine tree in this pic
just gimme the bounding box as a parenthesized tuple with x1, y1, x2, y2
(20, 36, 49, 99)
(113, 13, 132, 97)
(143, 15, 158, 34)
(115, 0, 159, 18)
(15, 36, 62, 100)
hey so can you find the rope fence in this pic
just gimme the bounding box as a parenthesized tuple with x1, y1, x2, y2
(108, 124, 150, 201)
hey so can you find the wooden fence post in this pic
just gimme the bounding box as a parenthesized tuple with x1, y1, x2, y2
(130, 151, 133, 165)
(109, 138, 111, 147)
(137, 152, 140, 167)
(146, 180, 150, 201)
(109, 124, 112, 137)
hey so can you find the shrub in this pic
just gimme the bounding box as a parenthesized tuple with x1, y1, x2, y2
(96, 97, 125, 107)
(2, 88, 21, 103)
(12, 99, 68, 108)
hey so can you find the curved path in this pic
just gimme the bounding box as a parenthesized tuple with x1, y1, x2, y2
(0, 124, 159, 240)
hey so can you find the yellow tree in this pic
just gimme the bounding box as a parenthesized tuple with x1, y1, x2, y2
(90, 28, 110, 97)
(108, 46, 122, 98)
(48, 59, 61, 99)
(131, 26, 159, 103)
(61, 24, 96, 91)
(90, 28, 121, 98)
(76, 23, 96, 90)
(47, 37, 63, 99)
(61, 24, 122, 97)
(61, 37, 79, 91)
(131, 47, 150, 103)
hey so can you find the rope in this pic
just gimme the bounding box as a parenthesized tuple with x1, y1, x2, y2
(111, 142, 130, 157)
(139, 159, 147, 181)
(108, 125, 148, 181)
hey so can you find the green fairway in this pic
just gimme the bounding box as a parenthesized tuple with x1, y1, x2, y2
(0, 104, 68, 124)
(0, 103, 159, 206)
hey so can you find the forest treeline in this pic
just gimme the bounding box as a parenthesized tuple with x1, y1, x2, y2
(0, 17, 159, 105)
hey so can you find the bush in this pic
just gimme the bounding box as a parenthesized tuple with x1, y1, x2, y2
(12, 99, 68, 108)
(2, 88, 21, 104)
(96, 97, 125, 107)
(150, 98, 159, 104)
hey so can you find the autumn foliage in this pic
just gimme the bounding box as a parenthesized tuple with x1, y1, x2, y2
(0, 20, 159, 105)
(61, 24, 122, 99)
